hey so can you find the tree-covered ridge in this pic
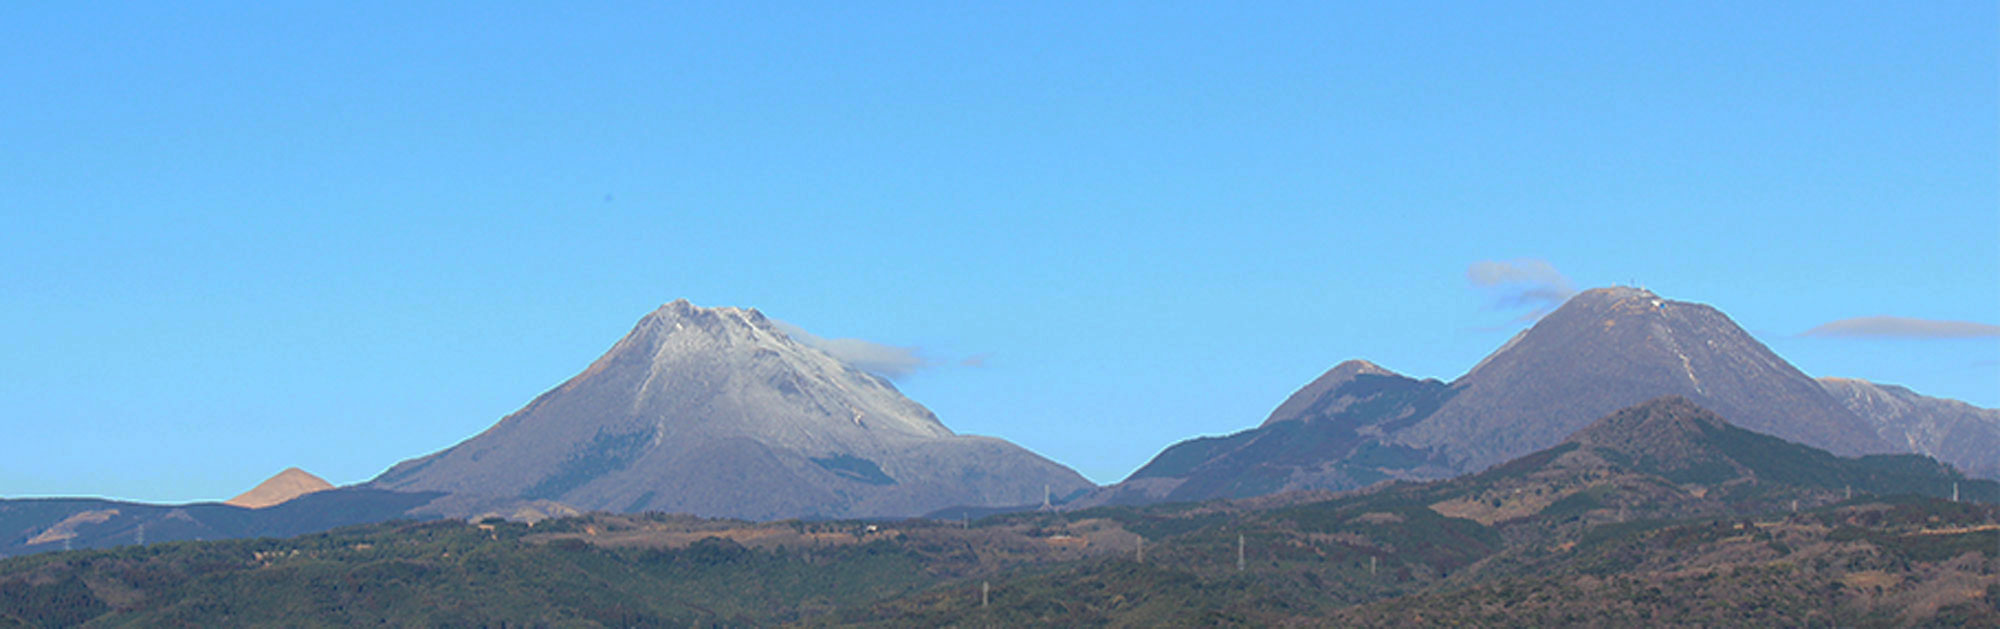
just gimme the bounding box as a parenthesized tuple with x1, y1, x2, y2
(1, 516, 955, 627)
(3, 493, 1995, 627)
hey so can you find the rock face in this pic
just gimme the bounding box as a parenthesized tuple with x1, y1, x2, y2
(370, 301, 1092, 520)
(1096, 287, 1900, 505)
(1819, 378, 2000, 479)
(225, 467, 334, 509)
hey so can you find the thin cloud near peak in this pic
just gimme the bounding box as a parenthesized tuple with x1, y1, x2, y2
(1466, 258, 1577, 319)
(770, 319, 934, 379)
(1801, 316, 2000, 339)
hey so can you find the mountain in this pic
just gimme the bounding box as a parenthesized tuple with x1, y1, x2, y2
(9, 397, 1995, 626)
(1098, 287, 1904, 505)
(0, 488, 446, 558)
(861, 397, 1998, 625)
(0, 487, 580, 559)
(1429, 396, 1994, 528)
(1400, 286, 1891, 469)
(225, 467, 334, 508)
(1821, 377, 2000, 480)
(1096, 360, 1453, 504)
(370, 300, 1092, 520)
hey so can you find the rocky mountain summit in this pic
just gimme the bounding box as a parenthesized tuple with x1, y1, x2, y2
(370, 300, 1091, 520)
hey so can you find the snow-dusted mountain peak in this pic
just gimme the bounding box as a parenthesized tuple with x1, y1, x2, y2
(372, 301, 1090, 519)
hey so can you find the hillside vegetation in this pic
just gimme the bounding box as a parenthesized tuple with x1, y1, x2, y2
(6, 398, 1998, 627)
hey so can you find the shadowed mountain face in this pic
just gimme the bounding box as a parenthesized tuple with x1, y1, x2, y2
(1430, 396, 1996, 528)
(370, 301, 1091, 520)
(1561, 395, 1966, 493)
(1821, 378, 2000, 479)
(1090, 361, 1454, 505)
(1100, 287, 1904, 505)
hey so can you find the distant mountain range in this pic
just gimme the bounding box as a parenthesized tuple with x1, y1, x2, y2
(11, 396, 1992, 626)
(1091, 286, 1995, 505)
(368, 300, 1091, 520)
(0, 488, 444, 558)
(5, 290, 1992, 559)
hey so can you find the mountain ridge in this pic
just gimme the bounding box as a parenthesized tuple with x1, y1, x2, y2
(1095, 287, 1940, 507)
(1820, 377, 2000, 479)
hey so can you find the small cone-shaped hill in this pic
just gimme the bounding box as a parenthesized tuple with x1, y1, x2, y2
(1438, 396, 1996, 525)
(225, 467, 334, 509)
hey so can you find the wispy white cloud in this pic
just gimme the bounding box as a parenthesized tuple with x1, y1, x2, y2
(1466, 258, 1577, 319)
(770, 320, 934, 379)
(1801, 316, 2000, 339)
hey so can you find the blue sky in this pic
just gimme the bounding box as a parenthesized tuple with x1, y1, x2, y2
(4, 3, 1994, 502)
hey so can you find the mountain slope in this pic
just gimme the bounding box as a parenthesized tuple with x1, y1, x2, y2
(1428, 396, 1994, 529)
(1103, 287, 1904, 505)
(9, 398, 1996, 627)
(1400, 286, 1891, 471)
(1821, 377, 2000, 479)
(370, 300, 1091, 520)
(0, 488, 447, 558)
(849, 397, 2000, 626)
(1089, 361, 1452, 504)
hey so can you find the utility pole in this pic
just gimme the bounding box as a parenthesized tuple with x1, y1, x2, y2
(1136, 536, 1144, 563)
(981, 581, 989, 608)
(1953, 482, 1960, 503)
(1237, 534, 1245, 572)
(1370, 556, 1377, 576)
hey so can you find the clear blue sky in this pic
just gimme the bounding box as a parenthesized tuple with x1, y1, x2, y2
(4, 3, 1994, 502)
